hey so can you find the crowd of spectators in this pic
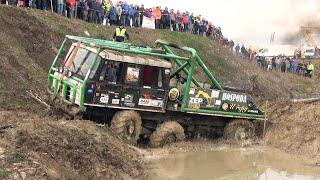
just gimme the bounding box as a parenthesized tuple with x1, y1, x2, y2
(233, 44, 315, 78)
(0, 0, 235, 47)
(255, 56, 314, 78)
(1, 0, 315, 78)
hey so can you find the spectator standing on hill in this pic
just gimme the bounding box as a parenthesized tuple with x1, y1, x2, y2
(241, 45, 246, 59)
(145, 8, 152, 18)
(139, 5, 145, 27)
(271, 56, 276, 71)
(187, 12, 193, 32)
(115, 2, 122, 25)
(276, 57, 281, 71)
(170, 9, 176, 31)
(192, 16, 199, 34)
(229, 40, 234, 52)
(280, 58, 286, 73)
(182, 13, 188, 32)
(267, 58, 272, 72)
(121, 1, 129, 26)
(302, 63, 307, 76)
(109, 5, 118, 25)
(67, 0, 76, 18)
(198, 19, 204, 35)
(291, 57, 297, 73)
(128, 4, 136, 27)
(91, 0, 101, 24)
(56, 0, 64, 15)
(286, 58, 290, 72)
(176, 11, 183, 32)
(153, 7, 162, 29)
(206, 23, 213, 37)
(162, 7, 170, 29)
(306, 61, 314, 78)
(133, 5, 140, 27)
(87, 0, 95, 22)
(102, 0, 112, 25)
(113, 25, 129, 42)
(235, 44, 240, 55)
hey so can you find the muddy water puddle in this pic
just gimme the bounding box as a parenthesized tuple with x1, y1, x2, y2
(147, 147, 320, 180)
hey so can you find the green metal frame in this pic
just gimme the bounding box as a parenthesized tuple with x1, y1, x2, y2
(48, 35, 265, 119)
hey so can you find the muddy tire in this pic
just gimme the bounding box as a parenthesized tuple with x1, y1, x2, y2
(150, 121, 185, 148)
(111, 110, 142, 144)
(223, 119, 255, 143)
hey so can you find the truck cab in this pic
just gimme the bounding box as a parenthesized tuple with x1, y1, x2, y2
(302, 46, 315, 59)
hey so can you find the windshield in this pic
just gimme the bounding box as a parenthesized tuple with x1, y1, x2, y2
(305, 49, 314, 53)
(66, 47, 101, 79)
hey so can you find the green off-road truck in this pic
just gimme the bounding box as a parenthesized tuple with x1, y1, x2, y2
(48, 35, 265, 147)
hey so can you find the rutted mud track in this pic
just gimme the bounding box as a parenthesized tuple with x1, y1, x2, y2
(0, 111, 145, 179)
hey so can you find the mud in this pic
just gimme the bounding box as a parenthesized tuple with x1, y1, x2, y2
(0, 111, 146, 179)
(265, 101, 320, 161)
(147, 147, 320, 180)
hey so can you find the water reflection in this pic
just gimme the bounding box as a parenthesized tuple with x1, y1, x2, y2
(148, 148, 320, 180)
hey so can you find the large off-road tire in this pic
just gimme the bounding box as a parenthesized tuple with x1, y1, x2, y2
(223, 119, 255, 143)
(150, 121, 185, 148)
(110, 110, 142, 144)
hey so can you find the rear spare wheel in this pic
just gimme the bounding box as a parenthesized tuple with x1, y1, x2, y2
(150, 121, 185, 147)
(223, 119, 255, 143)
(111, 110, 142, 144)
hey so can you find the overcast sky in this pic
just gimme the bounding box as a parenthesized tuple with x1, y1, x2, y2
(115, 0, 320, 47)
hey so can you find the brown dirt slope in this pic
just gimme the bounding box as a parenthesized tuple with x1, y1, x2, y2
(0, 111, 145, 179)
(0, 5, 318, 112)
(265, 101, 320, 161)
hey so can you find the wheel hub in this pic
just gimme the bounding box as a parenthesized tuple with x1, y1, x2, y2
(164, 134, 176, 145)
(235, 127, 247, 141)
(125, 121, 135, 140)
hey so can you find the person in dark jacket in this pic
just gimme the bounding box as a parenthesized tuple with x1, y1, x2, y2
(92, 0, 102, 24)
(139, 4, 145, 27)
(109, 6, 118, 25)
(162, 7, 170, 29)
(128, 4, 136, 27)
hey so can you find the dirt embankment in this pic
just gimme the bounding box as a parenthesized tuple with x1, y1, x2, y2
(0, 111, 145, 179)
(265, 101, 320, 161)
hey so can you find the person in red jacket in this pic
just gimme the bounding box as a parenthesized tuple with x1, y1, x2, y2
(182, 13, 188, 32)
(153, 7, 162, 29)
(67, 0, 76, 18)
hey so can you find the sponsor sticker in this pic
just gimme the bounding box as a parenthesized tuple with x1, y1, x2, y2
(248, 109, 259, 114)
(189, 88, 195, 95)
(222, 93, 247, 103)
(211, 90, 220, 98)
(189, 97, 203, 104)
(111, 99, 120, 105)
(138, 98, 163, 107)
(169, 88, 180, 101)
(124, 94, 134, 103)
(100, 94, 109, 104)
(222, 103, 229, 111)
